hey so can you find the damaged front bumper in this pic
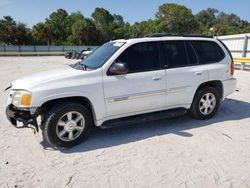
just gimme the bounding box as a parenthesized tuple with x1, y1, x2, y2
(5, 104, 40, 132)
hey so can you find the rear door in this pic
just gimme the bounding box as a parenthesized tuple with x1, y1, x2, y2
(190, 40, 229, 81)
(163, 40, 209, 107)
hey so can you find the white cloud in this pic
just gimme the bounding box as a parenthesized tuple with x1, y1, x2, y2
(0, 0, 10, 7)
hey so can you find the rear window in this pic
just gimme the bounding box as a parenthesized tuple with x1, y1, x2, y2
(190, 41, 225, 64)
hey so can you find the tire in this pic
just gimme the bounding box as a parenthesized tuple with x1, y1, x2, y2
(189, 87, 220, 120)
(42, 102, 92, 148)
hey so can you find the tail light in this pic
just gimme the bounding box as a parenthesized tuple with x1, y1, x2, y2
(230, 60, 234, 76)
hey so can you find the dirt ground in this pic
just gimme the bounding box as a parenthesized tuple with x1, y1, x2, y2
(0, 57, 250, 188)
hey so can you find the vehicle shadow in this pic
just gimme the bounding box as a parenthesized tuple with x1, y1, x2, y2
(40, 98, 250, 153)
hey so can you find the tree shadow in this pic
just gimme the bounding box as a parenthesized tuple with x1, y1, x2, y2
(40, 98, 250, 153)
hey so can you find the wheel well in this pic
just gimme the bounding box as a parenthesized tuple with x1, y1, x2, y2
(40, 97, 96, 122)
(196, 81, 223, 99)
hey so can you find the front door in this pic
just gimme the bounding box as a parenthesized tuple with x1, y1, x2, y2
(103, 41, 166, 117)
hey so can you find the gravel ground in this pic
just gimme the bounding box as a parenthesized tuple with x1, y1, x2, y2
(0, 57, 250, 188)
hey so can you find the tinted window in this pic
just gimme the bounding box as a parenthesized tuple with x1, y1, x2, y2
(163, 41, 188, 67)
(190, 41, 225, 64)
(117, 42, 160, 73)
(217, 39, 233, 60)
(186, 41, 198, 65)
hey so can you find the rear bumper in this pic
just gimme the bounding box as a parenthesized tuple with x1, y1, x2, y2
(5, 104, 40, 131)
(222, 78, 237, 99)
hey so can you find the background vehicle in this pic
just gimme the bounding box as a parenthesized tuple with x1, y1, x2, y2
(80, 48, 93, 59)
(64, 48, 93, 60)
(64, 51, 73, 59)
(5, 34, 236, 148)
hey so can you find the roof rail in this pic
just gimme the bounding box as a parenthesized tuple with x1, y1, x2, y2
(145, 33, 213, 38)
(182, 34, 213, 38)
(145, 33, 172, 37)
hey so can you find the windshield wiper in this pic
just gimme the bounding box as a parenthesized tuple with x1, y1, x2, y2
(71, 61, 87, 71)
(81, 63, 88, 70)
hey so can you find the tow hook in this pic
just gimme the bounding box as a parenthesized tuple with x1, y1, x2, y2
(17, 118, 39, 133)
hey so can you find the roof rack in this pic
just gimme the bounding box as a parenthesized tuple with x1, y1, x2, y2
(145, 33, 213, 38)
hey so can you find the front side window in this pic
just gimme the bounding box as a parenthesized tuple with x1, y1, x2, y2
(190, 41, 225, 64)
(116, 42, 161, 73)
(163, 41, 188, 68)
(81, 42, 125, 69)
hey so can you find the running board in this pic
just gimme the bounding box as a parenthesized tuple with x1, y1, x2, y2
(101, 108, 187, 129)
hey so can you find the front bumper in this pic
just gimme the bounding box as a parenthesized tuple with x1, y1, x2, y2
(5, 104, 40, 132)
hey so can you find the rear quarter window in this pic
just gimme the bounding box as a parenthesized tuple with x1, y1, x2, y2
(190, 41, 225, 64)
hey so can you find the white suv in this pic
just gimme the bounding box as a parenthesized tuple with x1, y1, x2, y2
(5, 34, 236, 148)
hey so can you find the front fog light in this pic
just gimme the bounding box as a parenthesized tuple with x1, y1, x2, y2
(12, 90, 32, 107)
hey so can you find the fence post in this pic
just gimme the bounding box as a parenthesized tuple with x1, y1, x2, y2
(18, 45, 21, 56)
(3, 45, 6, 56)
(242, 35, 248, 58)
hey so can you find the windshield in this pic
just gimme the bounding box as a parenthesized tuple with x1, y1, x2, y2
(81, 42, 125, 69)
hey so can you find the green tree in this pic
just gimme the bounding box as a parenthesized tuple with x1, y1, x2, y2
(242, 25, 250, 33)
(217, 12, 241, 26)
(0, 16, 31, 45)
(2, 3, 250, 45)
(113, 14, 125, 28)
(66, 11, 84, 35)
(71, 18, 98, 45)
(0, 16, 16, 44)
(32, 23, 52, 45)
(45, 9, 68, 44)
(129, 19, 160, 38)
(110, 14, 128, 40)
(155, 3, 200, 34)
(15, 23, 32, 45)
(92, 8, 114, 42)
(196, 8, 218, 28)
(113, 23, 131, 39)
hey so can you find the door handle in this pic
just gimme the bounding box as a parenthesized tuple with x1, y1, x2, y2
(195, 72, 203, 76)
(152, 76, 162, 81)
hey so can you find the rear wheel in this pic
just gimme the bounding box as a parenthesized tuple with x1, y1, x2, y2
(43, 102, 92, 148)
(189, 87, 220, 119)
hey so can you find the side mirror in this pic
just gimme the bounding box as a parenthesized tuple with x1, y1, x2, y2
(108, 62, 129, 75)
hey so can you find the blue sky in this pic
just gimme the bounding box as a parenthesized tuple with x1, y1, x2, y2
(0, 0, 250, 28)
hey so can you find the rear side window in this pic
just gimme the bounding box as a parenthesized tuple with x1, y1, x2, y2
(117, 42, 161, 73)
(190, 41, 225, 64)
(163, 41, 188, 67)
(186, 41, 198, 65)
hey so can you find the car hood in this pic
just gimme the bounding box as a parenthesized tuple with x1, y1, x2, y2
(11, 66, 84, 90)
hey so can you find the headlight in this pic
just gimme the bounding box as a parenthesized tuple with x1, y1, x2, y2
(12, 90, 32, 107)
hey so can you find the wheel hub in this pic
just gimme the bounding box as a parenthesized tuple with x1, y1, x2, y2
(65, 121, 76, 132)
(204, 100, 211, 108)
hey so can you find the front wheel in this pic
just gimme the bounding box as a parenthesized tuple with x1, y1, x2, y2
(43, 102, 92, 148)
(189, 87, 220, 120)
